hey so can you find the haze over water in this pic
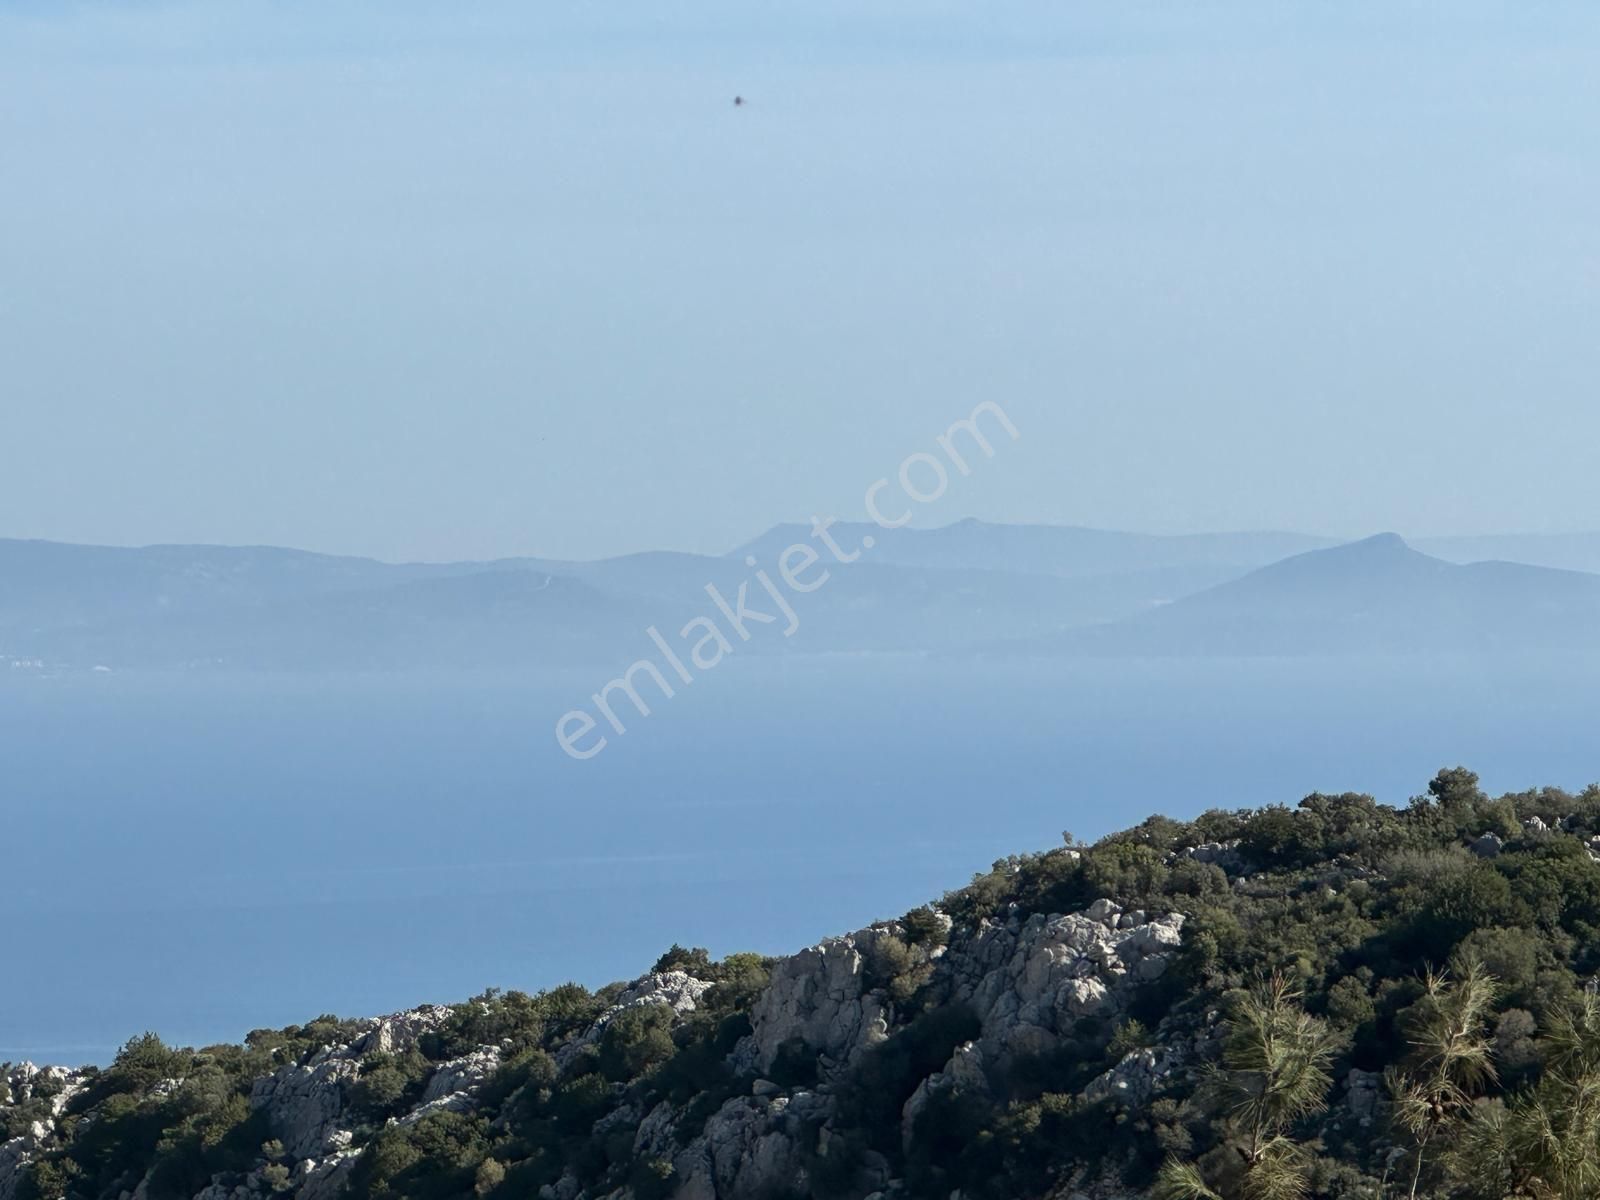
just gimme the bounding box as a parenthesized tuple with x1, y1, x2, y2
(9, 652, 1599, 1065)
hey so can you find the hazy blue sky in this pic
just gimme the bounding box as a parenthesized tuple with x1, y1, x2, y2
(4, 2, 1598, 561)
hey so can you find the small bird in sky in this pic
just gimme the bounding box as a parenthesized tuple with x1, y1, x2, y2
(733, 95, 746, 107)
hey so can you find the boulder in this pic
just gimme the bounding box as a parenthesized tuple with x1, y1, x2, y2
(1345, 1068, 1383, 1120)
(1468, 833, 1503, 858)
(1185, 841, 1244, 872)
(1082, 1046, 1180, 1107)
(1085, 899, 1123, 927)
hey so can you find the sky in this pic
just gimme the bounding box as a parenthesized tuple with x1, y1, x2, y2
(3, 1, 1598, 562)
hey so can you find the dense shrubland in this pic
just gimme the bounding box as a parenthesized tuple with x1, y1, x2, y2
(13, 769, 1600, 1199)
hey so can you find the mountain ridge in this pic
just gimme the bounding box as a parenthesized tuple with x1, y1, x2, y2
(8, 527, 1600, 671)
(1033, 533, 1600, 657)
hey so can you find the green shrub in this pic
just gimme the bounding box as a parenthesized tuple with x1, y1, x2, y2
(598, 1006, 675, 1082)
(900, 906, 949, 948)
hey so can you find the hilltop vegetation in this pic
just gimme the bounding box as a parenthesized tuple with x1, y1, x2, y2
(11, 769, 1600, 1199)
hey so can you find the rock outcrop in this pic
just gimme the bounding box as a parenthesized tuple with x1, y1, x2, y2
(746, 927, 903, 1076)
(670, 1093, 819, 1200)
(0, 1063, 90, 1200)
(951, 905, 1184, 1068)
(2, 898, 1183, 1200)
(242, 1006, 477, 1194)
(250, 1050, 362, 1162)
(557, 971, 716, 1068)
(1183, 841, 1244, 871)
(1082, 1045, 1182, 1107)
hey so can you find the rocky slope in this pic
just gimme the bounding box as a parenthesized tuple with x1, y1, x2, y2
(11, 770, 1600, 1200)
(3, 899, 1186, 1200)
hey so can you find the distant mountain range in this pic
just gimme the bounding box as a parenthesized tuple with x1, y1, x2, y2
(731, 519, 1333, 578)
(1021, 533, 1600, 657)
(1415, 532, 1600, 575)
(3, 523, 1599, 670)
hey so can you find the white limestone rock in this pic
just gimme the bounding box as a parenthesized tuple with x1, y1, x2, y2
(295, 1150, 363, 1200)
(352, 1006, 456, 1057)
(0, 1064, 91, 1200)
(633, 1100, 680, 1160)
(748, 928, 905, 1075)
(1085, 898, 1123, 928)
(672, 1096, 810, 1200)
(418, 1045, 502, 1107)
(557, 971, 714, 1068)
(1185, 841, 1244, 871)
(250, 1054, 361, 1162)
(1082, 1046, 1180, 1107)
(947, 904, 1186, 1067)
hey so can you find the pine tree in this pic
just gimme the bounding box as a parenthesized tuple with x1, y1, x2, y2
(1155, 973, 1334, 1200)
(1385, 962, 1499, 1199)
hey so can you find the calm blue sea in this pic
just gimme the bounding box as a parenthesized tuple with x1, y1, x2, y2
(4, 654, 1598, 1065)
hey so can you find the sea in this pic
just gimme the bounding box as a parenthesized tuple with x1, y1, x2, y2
(4, 652, 1598, 1065)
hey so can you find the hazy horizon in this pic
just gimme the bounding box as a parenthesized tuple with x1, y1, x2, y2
(7, 1, 1600, 561)
(10, 520, 1600, 567)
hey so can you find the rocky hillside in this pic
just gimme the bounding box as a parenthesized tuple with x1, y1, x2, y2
(10, 769, 1600, 1200)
